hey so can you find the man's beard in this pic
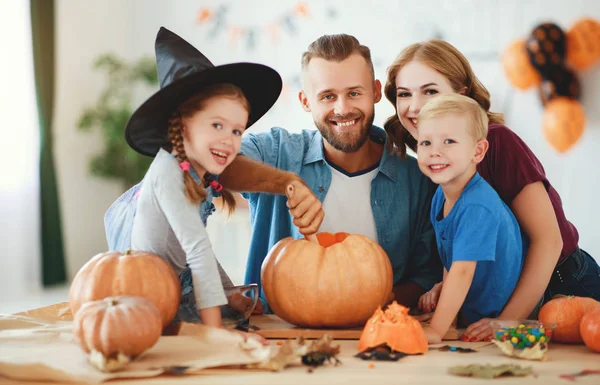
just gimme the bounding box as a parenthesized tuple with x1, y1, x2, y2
(315, 111, 375, 153)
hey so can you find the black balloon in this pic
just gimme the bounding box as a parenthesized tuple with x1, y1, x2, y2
(538, 67, 581, 105)
(526, 22, 567, 78)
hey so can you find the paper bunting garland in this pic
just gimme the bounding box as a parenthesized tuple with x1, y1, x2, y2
(195, 2, 337, 51)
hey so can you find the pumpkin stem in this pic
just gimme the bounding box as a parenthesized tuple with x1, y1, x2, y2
(106, 298, 120, 307)
(124, 249, 132, 255)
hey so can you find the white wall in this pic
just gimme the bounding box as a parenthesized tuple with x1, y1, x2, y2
(53, 0, 600, 285)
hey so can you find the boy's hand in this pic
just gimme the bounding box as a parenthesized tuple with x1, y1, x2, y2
(418, 282, 443, 313)
(463, 317, 494, 342)
(422, 325, 442, 345)
(286, 180, 324, 235)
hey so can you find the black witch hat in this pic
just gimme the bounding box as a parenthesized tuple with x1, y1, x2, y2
(125, 27, 282, 157)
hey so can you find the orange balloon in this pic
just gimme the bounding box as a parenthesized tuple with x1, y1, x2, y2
(566, 18, 600, 70)
(502, 39, 542, 90)
(542, 97, 586, 152)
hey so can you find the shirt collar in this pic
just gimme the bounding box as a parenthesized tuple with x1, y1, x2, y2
(302, 125, 399, 182)
(303, 129, 325, 165)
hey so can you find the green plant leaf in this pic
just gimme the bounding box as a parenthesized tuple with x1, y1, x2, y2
(78, 53, 157, 190)
(77, 108, 98, 130)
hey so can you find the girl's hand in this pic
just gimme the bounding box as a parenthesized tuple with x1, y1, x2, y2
(418, 282, 443, 313)
(234, 329, 270, 346)
(252, 300, 264, 315)
(463, 318, 494, 342)
(228, 292, 254, 314)
(199, 306, 222, 328)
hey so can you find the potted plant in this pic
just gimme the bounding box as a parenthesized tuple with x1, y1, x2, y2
(77, 54, 158, 190)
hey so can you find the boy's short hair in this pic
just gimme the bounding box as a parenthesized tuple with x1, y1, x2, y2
(301, 34, 375, 80)
(418, 94, 489, 140)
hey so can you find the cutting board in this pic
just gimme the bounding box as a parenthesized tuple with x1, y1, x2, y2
(250, 314, 460, 340)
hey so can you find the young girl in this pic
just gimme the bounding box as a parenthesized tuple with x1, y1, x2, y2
(383, 39, 600, 341)
(105, 27, 282, 339)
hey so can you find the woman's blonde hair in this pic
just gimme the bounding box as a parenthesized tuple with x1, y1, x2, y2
(418, 94, 489, 141)
(166, 83, 250, 215)
(383, 39, 504, 158)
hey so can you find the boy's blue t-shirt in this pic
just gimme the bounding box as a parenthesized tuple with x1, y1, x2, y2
(431, 172, 525, 325)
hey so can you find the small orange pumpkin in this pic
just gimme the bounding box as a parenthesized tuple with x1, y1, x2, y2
(581, 308, 600, 353)
(542, 97, 586, 153)
(502, 39, 542, 90)
(538, 296, 600, 343)
(73, 296, 162, 371)
(261, 232, 393, 328)
(358, 301, 428, 355)
(69, 250, 182, 329)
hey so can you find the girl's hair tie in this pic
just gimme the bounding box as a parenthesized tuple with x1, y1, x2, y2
(209, 179, 223, 193)
(179, 161, 191, 172)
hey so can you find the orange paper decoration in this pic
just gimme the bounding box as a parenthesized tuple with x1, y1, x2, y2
(566, 18, 600, 70)
(196, 8, 212, 24)
(296, 2, 309, 17)
(502, 39, 542, 90)
(542, 98, 586, 153)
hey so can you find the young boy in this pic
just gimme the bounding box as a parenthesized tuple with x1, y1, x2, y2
(414, 94, 525, 344)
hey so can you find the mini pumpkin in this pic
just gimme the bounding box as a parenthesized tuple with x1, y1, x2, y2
(538, 296, 600, 343)
(580, 308, 600, 353)
(261, 232, 393, 328)
(358, 301, 428, 355)
(73, 296, 162, 372)
(69, 249, 182, 329)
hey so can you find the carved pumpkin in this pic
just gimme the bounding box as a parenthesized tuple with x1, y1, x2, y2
(581, 308, 600, 353)
(73, 296, 162, 371)
(538, 296, 600, 343)
(526, 22, 566, 77)
(566, 18, 600, 70)
(69, 250, 182, 329)
(358, 301, 428, 355)
(542, 97, 586, 153)
(261, 232, 393, 328)
(502, 39, 542, 90)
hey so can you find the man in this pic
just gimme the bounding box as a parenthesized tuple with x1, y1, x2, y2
(219, 34, 441, 313)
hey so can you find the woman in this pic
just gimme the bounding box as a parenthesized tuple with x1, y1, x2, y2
(383, 39, 600, 341)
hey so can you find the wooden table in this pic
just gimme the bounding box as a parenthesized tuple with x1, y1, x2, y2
(1, 341, 599, 385)
(3, 308, 599, 384)
(246, 314, 459, 340)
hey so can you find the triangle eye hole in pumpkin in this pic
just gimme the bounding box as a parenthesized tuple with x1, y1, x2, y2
(313, 232, 350, 247)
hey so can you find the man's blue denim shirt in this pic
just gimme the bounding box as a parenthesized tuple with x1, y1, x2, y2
(240, 126, 441, 312)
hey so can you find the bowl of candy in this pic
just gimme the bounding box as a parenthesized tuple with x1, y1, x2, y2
(490, 320, 556, 361)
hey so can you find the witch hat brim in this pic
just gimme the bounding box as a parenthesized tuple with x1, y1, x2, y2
(125, 27, 283, 157)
